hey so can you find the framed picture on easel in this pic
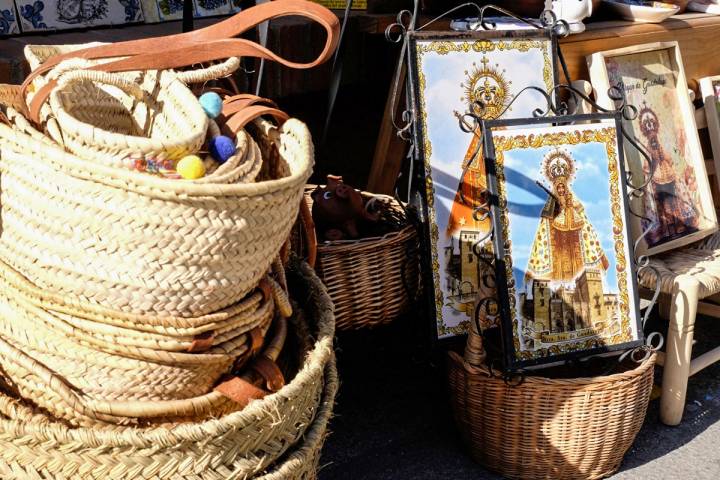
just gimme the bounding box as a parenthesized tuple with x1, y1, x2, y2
(587, 42, 718, 257)
(407, 27, 559, 341)
(480, 114, 644, 369)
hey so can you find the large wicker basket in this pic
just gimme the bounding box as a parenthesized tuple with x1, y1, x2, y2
(447, 350, 655, 480)
(302, 189, 419, 330)
(0, 260, 335, 479)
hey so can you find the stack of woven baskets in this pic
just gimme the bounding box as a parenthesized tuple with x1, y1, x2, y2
(0, 0, 339, 477)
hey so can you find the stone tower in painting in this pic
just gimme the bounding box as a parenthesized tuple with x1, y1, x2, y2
(576, 268, 606, 329)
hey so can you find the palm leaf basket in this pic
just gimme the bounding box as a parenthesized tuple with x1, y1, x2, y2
(301, 188, 420, 330)
(0, 260, 336, 479)
(447, 350, 656, 480)
(0, 20, 330, 318)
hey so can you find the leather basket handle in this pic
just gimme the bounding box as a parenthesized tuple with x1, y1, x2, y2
(22, 0, 340, 124)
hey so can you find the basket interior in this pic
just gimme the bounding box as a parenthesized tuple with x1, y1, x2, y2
(27, 44, 208, 153)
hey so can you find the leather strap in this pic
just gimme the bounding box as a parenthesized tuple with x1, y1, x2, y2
(249, 326, 264, 354)
(258, 277, 273, 303)
(188, 330, 216, 352)
(214, 376, 267, 405)
(298, 197, 317, 268)
(22, 0, 340, 123)
(251, 356, 285, 392)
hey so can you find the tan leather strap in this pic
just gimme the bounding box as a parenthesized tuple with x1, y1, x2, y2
(249, 326, 264, 354)
(225, 105, 290, 132)
(258, 277, 273, 303)
(188, 330, 216, 353)
(214, 376, 267, 405)
(251, 356, 285, 392)
(298, 197, 317, 268)
(222, 94, 277, 116)
(23, 0, 339, 123)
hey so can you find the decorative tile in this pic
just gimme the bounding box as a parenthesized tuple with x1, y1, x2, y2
(142, 0, 236, 23)
(0, 0, 20, 34)
(14, 0, 144, 32)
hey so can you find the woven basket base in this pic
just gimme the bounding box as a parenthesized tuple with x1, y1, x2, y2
(448, 350, 655, 480)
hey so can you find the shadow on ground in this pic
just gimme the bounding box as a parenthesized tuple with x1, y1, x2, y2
(319, 313, 720, 479)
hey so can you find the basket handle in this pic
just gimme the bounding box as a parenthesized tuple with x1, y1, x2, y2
(175, 57, 242, 85)
(298, 196, 318, 269)
(21, 0, 340, 124)
(55, 69, 146, 101)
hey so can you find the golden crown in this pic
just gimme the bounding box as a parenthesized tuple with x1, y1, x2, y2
(460, 56, 511, 120)
(542, 149, 575, 183)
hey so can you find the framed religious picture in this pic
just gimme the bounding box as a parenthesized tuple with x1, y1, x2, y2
(699, 75, 720, 192)
(408, 28, 558, 340)
(480, 115, 644, 369)
(587, 42, 718, 257)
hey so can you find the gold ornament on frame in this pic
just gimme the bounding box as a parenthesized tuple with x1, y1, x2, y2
(461, 56, 513, 120)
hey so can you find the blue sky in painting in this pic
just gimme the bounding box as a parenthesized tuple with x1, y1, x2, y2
(500, 134, 619, 295)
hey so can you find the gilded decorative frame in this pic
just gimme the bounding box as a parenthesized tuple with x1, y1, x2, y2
(481, 113, 644, 369)
(407, 28, 558, 342)
(587, 42, 718, 257)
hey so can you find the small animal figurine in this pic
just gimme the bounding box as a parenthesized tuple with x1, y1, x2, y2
(311, 175, 379, 241)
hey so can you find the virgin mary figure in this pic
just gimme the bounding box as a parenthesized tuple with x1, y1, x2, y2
(525, 149, 609, 283)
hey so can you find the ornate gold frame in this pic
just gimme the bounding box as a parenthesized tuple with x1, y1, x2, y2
(409, 30, 556, 339)
(489, 125, 639, 365)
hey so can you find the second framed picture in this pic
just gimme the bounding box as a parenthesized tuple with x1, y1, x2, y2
(481, 116, 644, 369)
(587, 42, 718, 256)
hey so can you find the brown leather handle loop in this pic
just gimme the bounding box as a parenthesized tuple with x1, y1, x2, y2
(251, 356, 285, 392)
(298, 197, 318, 268)
(23, 0, 340, 124)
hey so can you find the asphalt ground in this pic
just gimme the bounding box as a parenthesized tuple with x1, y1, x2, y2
(319, 311, 720, 479)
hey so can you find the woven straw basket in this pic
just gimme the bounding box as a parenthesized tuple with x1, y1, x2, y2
(0, 260, 336, 479)
(0, 111, 311, 317)
(0, 258, 288, 426)
(302, 189, 419, 330)
(257, 359, 337, 480)
(447, 351, 655, 480)
(21, 44, 245, 170)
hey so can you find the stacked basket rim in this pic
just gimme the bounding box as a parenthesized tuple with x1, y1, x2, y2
(0, 260, 337, 480)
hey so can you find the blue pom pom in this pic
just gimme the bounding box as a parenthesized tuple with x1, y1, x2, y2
(209, 135, 236, 164)
(199, 92, 223, 119)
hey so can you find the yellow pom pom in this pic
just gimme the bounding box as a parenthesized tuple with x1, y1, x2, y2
(177, 155, 206, 180)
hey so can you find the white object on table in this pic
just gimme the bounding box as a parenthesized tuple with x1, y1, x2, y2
(545, 0, 593, 33)
(602, 1, 681, 23)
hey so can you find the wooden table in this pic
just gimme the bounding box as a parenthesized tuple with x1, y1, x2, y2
(367, 13, 720, 194)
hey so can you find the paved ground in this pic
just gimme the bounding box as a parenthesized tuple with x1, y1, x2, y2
(319, 312, 720, 479)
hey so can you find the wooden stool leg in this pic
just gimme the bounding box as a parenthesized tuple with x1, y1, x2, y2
(660, 276, 699, 426)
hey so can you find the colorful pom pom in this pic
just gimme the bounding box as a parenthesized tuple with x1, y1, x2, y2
(209, 135, 236, 164)
(199, 92, 223, 119)
(177, 155, 206, 180)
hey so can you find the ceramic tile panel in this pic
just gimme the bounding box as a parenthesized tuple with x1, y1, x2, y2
(0, 0, 20, 34)
(14, 0, 144, 32)
(141, 0, 236, 23)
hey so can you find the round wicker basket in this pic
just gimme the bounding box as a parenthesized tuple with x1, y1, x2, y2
(0, 260, 335, 479)
(447, 350, 655, 480)
(303, 189, 419, 330)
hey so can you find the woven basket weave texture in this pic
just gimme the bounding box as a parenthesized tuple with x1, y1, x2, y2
(447, 350, 655, 480)
(0, 260, 335, 479)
